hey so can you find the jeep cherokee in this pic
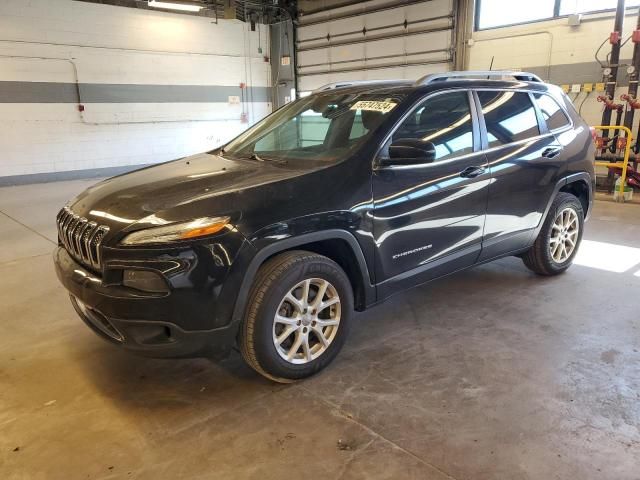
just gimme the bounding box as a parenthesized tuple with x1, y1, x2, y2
(53, 71, 596, 382)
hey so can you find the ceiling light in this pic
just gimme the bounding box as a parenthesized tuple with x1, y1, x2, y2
(147, 1, 203, 12)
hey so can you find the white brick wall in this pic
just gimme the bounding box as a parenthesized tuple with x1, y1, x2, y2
(0, 0, 272, 178)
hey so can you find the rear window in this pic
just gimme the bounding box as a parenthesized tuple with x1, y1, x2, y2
(533, 93, 571, 131)
(477, 91, 540, 148)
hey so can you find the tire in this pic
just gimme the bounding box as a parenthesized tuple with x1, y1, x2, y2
(238, 250, 353, 383)
(522, 192, 584, 276)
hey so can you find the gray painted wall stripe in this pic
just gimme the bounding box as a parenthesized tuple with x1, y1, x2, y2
(0, 61, 619, 103)
(0, 164, 148, 186)
(524, 59, 632, 87)
(0, 81, 271, 103)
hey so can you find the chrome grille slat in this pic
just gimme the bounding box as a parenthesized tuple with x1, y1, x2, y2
(74, 219, 89, 255)
(66, 215, 80, 250)
(61, 211, 74, 251)
(81, 221, 97, 260)
(90, 227, 108, 268)
(65, 213, 80, 258)
(56, 207, 109, 271)
(56, 210, 66, 245)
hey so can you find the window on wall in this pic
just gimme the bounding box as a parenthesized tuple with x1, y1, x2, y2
(477, 0, 640, 30)
(560, 0, 640, 15)
(476, 0, 556, 30)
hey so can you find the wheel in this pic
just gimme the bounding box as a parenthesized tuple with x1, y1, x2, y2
(522, 192, 584, 276)
(238, 250, 353, 383)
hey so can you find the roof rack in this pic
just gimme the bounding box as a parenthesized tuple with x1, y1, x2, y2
(312, 79, 407, 93)
(415, 70, 544, 86)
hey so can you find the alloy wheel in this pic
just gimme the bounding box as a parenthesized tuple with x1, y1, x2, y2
(272, 278, 341, 364)
(549, 207, 579, 263)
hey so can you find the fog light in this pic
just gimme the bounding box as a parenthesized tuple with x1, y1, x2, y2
(123, 270, 169, 293)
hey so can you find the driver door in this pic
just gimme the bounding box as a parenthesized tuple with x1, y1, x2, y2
(372, 90, 490, 297)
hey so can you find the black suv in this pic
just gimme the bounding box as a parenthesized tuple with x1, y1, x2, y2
(54, 71, 595, 382)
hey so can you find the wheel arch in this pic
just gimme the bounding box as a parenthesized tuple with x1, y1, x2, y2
(231, 230, 376, 327)
(559, 177, 591, 218)
(538, 172, 593, 234)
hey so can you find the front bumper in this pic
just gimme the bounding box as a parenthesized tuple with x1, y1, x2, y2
(53, 246, 240, 358)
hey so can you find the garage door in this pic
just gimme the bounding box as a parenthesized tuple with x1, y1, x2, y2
(296, 0, 456, 93)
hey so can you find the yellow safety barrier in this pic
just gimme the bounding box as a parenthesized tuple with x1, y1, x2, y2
(593, 125, 633, 200)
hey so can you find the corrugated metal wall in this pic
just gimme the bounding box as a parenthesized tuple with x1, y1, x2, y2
(296, 0, 456, 92)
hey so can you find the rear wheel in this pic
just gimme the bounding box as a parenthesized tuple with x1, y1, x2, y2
(522, 192, 584, 275)
(238, 251, 353, 383)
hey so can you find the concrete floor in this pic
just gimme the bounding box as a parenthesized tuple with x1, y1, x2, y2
(1, 179, 639, 480)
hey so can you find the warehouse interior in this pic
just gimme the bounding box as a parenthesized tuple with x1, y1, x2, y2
(1, 0, 640, 478)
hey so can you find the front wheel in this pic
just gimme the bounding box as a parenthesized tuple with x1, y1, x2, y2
(238, 251, 353, 383)
(522, 192, 584, 275)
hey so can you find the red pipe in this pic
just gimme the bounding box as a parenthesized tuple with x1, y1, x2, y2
(598, 95, 624, 111)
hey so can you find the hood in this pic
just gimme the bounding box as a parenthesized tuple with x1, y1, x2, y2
(67, 153, 316, 238)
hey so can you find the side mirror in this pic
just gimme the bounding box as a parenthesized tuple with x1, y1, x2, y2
(383, 138, 437, 166)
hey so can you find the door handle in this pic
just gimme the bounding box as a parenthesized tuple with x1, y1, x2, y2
(459, 166, 486, 178)
(542, 147, 563, 159)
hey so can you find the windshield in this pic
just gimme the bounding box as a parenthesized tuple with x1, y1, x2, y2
(223, 91, 406, 164)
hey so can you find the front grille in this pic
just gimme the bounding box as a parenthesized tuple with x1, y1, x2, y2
(56, 206, 109, 270)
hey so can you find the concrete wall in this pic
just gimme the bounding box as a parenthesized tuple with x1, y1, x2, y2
(467, 7, 640, 128)
(0, 0, 271, 182)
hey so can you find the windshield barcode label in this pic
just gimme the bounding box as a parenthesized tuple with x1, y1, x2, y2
(350, 101, 397, 114)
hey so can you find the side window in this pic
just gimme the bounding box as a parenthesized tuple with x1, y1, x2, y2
(533, 93, 571, 131)
(477, 91, 540, 148)
(392, 91, 474, 161)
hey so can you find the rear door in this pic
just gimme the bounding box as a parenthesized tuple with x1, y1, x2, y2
(474, 89, 561, 261)
(372, 90, 490, 297)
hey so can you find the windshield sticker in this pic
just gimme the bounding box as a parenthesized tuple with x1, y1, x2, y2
(350, 100, 397, 114)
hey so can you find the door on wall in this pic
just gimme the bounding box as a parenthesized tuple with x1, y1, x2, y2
(295, 0, 456, 93)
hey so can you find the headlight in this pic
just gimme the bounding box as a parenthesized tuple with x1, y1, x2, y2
(120, 216, 231, 246)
